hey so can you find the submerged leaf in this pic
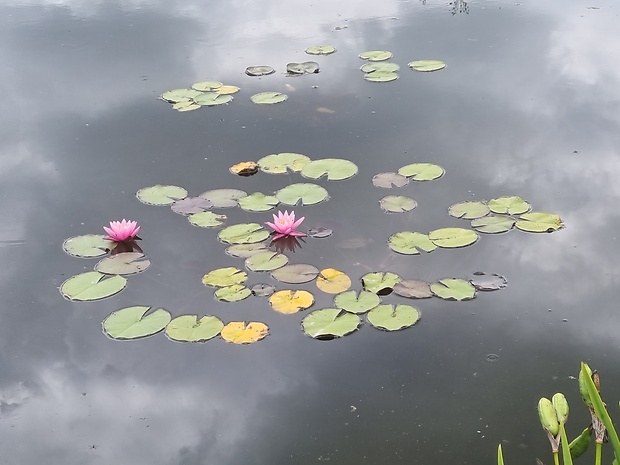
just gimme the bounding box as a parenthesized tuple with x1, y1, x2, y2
(165, 315, 224, 342)
(269, 290, 314, 314)
(380, 195, 417, 213)
(221, 321, 269, 344)
(305, 45, 336, 55)
(367, 304, 420, 331)
(469, 272, 507, 291)
(470, 215, 515, 234)
(257, 152, 311, 174)
(276, 183, 329, 206)
(238, 192, 279, 212)
(333, 290, 381, 314)
(60, 271, 127, 301)
(515, 212, 564, 232)
(359, 50, 393, 61)
(251, 92, 288, 104)
(430, 278, 476, 301)
(271, 264, 319, 283)
(361, 272, 401, 294)
(448, 201, 490, 219)
(245, 251, 289, 272)
(398, 163, 445, 181)
(215, 285, 252, 302)
(408, 59, 446, 72)
(287, 61, 319, 74)
(301, 158, 358, 181)
(488, 196, 531, 215)
(188, 211, 226, 228)
(218, 223, 270, 244)
(308, 227, 333, 238)
(245, 66, 275, 76)
(137, 185, 187, 206)
(200, 189, 247, 208)
(302, 308, 360, 339)
(251, 283, 275, 297)
(316, 268, 352, 294)
(63, 234, 113, 258)
(393, 280, 433, 299)
(428, 227, 478, 248)
(372, 172, 409, 188)
(388, 231, 437, 255)
(171, 197, 213, 215)
(103, 306, 171, 340)
(95, 252, 151, 275)
(202, 267, 248, 287)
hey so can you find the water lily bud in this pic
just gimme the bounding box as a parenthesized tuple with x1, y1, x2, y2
(579, 363, 594, 407)
(538, 397, 560, 436)
(552, 393, 569, 424)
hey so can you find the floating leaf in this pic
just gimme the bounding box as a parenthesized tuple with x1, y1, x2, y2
(271, 264, 319, 284)
(230, 161, 259, 176)
(361, 272, 401, 294)
(257, 152, 311, 174)
(276, 183, 329, 206)
(316, 268, 351, 294)
(63, 234, 113, 258)
(200, 189, 247, 208)
(372, 172, 409, 188)
(361, 62, 400, 73)
(60, 271, 127, 301)
(94, 252, 151, 275)
(160, 88, 202, 103)
(367, 304, 420, 331)
(359, 50, 393, 61)
(226, 242, 269, 258)
(269, 290, 314, 314)
(245, 66, 275, 76)
(251, 283, 275, 297)
(218, 223, 270, 244)
(308, 227, 332, 238)
(221, 321, 269, 344)
(515, 212, 564, 233)
(333, 290, 380, 314)
(365, 71, 399, 82)
(171, 197, 213, 215)
(470, 215, 515, 234)
(287, 61, 319, 74)
(398, 163, 445, 181)
(188, 211, 226, 228)
(215, 285, 252, 302)
(488, 196, 531, 215)
(202, 267, 248, 287)
(137, 185, 187, 206)
(428, 227, 478, 248)
(393, 280, 433, 298)
(217, 85, 240, 95)
(173, 101, 201, 112)
(302, 308, 360, 339)
(388, 231, 437, 255)
(251, 92, 288, 104)
(408, 59, 446, 72)
(430, 278, 476, 301)
(448, 201, 490, 219)
(469, 272, 507, 291)
(380, 195, 417, 213)
(191, 81, 222, 91)
(103, 306, 171, 340)
(301, 158, 358, 181)
(193, 93, 233, 106)
(306, 45, 336, 55)
(245, 251, 289, 272)
(238, 192, 279, 212)
(165, 315, 224, 342)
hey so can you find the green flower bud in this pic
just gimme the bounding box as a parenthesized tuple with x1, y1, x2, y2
(552, 393, 569, 424)
(579, 363, 594, 407)
(538, 397, 560, 436)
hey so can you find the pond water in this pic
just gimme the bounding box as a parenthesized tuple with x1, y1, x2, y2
(2, 0, 620, 463)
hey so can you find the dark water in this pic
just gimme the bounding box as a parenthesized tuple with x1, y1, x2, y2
(2, 0, 620, 463)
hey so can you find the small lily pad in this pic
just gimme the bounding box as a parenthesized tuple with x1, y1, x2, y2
(251, 92, 288, 104)
(408, 59, 446, 72)
(215, 285, 252, 302)
(171, 197, 213, 215)
(287, 61, 319, 74)
(193, 92, 233, 106)
(380, 195, 417, 213)
(200, 189, 247, 208)
(103, 306, 171, 340)
(221, 321, 269, 344)
(251, 283, 275, 297)
(308, 227, 333, 238)
(188, 211, 227, 228)
(137, 185, 187, 206)
(217, 85, 240, 95)
(63, 234, 113, 258)
(271, 264, 319, 284)
(202, 267, 248, 287)
(359, 50, 393, 61)
(469, 272, 507, 291)
(448, 201, 490, 219)
(365, 71, 399, 82)
(316, 268, 352, 294)
(361, 272, 401, 294)
(230, 161, 259, 176)
(515, 212, 564, 232)
(165, 315, 224, 342)
(269, 290, 314, 314)
(173, 101, 201, 112)
(238, 192, 279, 212)
(245, 251, 289, 272)
(160, 88, 202, 103)
(257, 152, 311, 174)
(428, 228, 478, 248)
(393, 280, 433, 299)
(60, 271, 127, 301)
(302, 308, 361, 339)
(372, 172, 409, 188)
(430, 278, 476, 301)
(301, 158, 358, 181)
(398, 163, 445, 181)
(276, 183, 329, 206)
(388, 232, 437, 255)
(305, 45, 336, 55)
(361, 62, 400, 73)
(333, 290, 381, 314)
(470, 215, 515, 234)
(218, 223, 270, 244)
(245, 66, 275, 76)
(94, 252, 151, 275)
(367, 304, 420, 331)
(488, 196, 531, 215)
(191, 81, 222, 91)
(226, 242, 269, 258)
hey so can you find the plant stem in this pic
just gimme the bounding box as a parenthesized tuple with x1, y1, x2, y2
(595, 442, 602, 465)
(553, 450, 560, 465)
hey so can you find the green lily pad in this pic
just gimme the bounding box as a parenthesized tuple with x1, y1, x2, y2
(257, 152, 311, 174)
(388, 232, 437, 255)
(160, 88, 202, 103)
(470, 215, 515, 234)
(364, 71, 399, 82)
(173, 101, 201, 112)
(188, 211, 227, 228)
(431, 278, 476, 301)
(367, 304, 420, 331)
(225, 242, 269, 258)
(488, 196, 531, 215)
(372, 172, 409, 188)
(165, 315, 224, 342)
(302, 308, 361, 339)
(515, 212, 564, 233)
(408, 59, 446, 72)
(305, 45, 336, 55)
(301, 158, 358, 181)
(287, 61, 319, 74)
(276, 183, 329, 206)
(245, 66, 275, 76)
(361, 62, 400, 73)
(136, 185, 188, 206)
(103, 306, 171, 340)
(245, 251, 289, 272)
(271, 264, 319, 284)
(380, 196, 417, 213)
(199, 189, 247, 208)
(191, 81, 222, 91)
(361, 272, 401, 294)
(428, 228, 478, 248)
(63, 234, 114, 258)
(215, 285, 252, 302)
(398, 163, 445, 181)
(171, 197, 213, 215)
(218, 223, 270, 244)
(333, 290, 381, 314)
(359, 50, 393, 61)
(202, 267, 248, 287)
(193, 92, 233, 106)
(251, 92, 288, 104)
(60, 271, 127, 301)
(393, 280, 433, 299)
(238, 192, 279, 212)
(94, 252, 151, 275)
(448, 201, 490, 219)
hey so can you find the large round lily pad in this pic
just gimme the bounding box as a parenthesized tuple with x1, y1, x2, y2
(372, 172, 409, 188)
(301, 158, 358, 181)
(202, 267, 248, 287)
(398, 163, 444, 181)
(428, 228, 478, 248)
(191, 81, 222, 91)
(367, 304, 420, 331)
(388, 232, 437, 255)
(221, 321, 269, 344)
(365, 71, 399, 82)
(199, 189, 247, 208)
(225, 242, 269, 258)
(302, 308, 360, 339)
(333, 290, 381, 314)
(257, 152, 311, 174)
(137, 185, 187, 206)
(94, 252, 151, 275)
(271, 264, 319, 284)
(160, 88, 202, 103)
(165, 315, 224, 342)
(430, 278, 476, 301)
(60, 271, 127, 301)
(251, 92, 287, 104)
(218, 223, 270, 244)
(238, 192, 279, 212)
(214, 285, 252, 302)
(245, 251, 289, 272)
(361, 62, 400, 73)
(269, 290, 314, 314)
(188, 211, 226, 228)
(488, 196, 531, 215)
(171, 197, 213, 215)
(63, 234, 114, 258)
(470, 216, 515, 234)
(448, 201, 490, 219)
(393, 280, 433, 299)
(245, 66, 275, 76)
(276, 183, 329, 206)
(316, 268, 351, 294)
(380, 195, 417, 213)
(361, 272, 401, 294)
(408, 59, 446, 72)
(359, 50, 393, 61)
(305, 45, 336, 55)
(103, 306, 171, 340)
(193, 92, 232, 106)
(515, 212, 564, 232)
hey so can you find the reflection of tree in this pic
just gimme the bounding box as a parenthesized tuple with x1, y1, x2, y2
(419, 0, 469, 14)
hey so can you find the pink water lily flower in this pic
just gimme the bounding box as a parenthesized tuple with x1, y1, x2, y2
(265, 210, 306, 240)
(103, 219, 141, 242)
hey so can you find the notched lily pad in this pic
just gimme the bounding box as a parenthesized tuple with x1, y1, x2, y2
(361, 62, 400, 73)
(388, 232, 436, 255)
(160, 88, 202, 103)
(302, 308, 361, 339)
(60, 271, 127, 301)
(488, 196, 531, 215)
(469, 272, 507, 291)
(430, 278, 476, 301)
(359, 50, 393, 61)
(238, 192, 279, 212)
(200, 189, 247, 208)
(380, 196, 417, 213)
(173, 101, 200, 112)
(171, 197, 213, 215)
(226, 242, 269, 258)
(63, 234, 113, 258)
(515, 212, 564, 233)
(271, 264, 319, 284)
(408, 59, 446, 72)
(218, 223, 270, 244)
(367, 304, 420, 331)
(215, 285, 252, 302)
(276, 183, 329, 206)
(221, 321, 269, 344)
(257, 152, 311, 174)
(361, 272, 401, 295)
(428, 227, 478, 248)
(398, 163, 444, 181)
(202, 267, 248, 287)
(372, 172, 409, 188)
(245, 251, 289, 272)
(333, 290, 381, 314)
(364, 71, 399, 82)
(193, 92, 233, 106)
(137, 185, 188, 206)
(217, 85, 240, 95)
(95, 252, 151, 275)
(165, 315, 224, 342)
(287, 61, 319, 75)
(191, 81, 222, 91)
(301, 158, 358, 181)
(470, 215, 515, 234)
(251, 92, 288, 104)
(393, 280, 433, 299)
(188, 211, 226, 228)
(269, 290, 314, 314)
(103, 306, 171, 340)
(305, 45, 336, 55)
(448, 201, 490, 219)
(245, 66, 275, 76)
(316, 268, 352, 294)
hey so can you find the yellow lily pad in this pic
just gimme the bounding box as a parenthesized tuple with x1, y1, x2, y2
(221, 321, 269, 344)
(269, 290, 315, 314)
(316, 268, 352, 294)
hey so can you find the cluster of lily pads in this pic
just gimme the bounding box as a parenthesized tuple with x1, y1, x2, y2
(359, 50, 446, 82)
